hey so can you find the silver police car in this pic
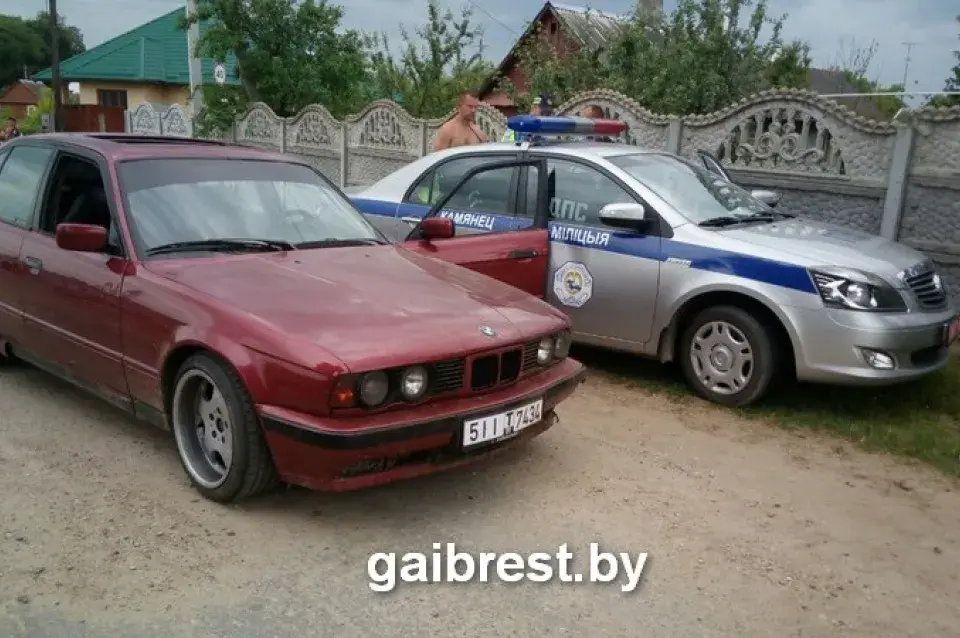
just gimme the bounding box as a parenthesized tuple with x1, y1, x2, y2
(347, 138, 958, 407)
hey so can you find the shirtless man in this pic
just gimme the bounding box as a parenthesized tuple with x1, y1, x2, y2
(433, 92, 488, 151)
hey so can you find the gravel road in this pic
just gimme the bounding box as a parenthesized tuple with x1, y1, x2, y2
(0, 361, 957, 637)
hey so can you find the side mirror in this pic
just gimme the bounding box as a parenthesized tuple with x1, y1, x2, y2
(751, 189, 781, 208)
(599, 202, 650, 230)
(419, 216, 454, 241)
(56, 223, 107, 252)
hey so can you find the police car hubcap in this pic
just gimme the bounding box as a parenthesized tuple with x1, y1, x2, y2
(690, 321, 754, 395)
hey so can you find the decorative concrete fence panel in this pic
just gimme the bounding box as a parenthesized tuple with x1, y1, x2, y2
(126, 103, 193, 137)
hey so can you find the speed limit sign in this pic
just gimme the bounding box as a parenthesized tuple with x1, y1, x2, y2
(214, 63, 226, 85)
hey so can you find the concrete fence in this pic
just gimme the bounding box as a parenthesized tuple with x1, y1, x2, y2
(125, 90, 960, 298)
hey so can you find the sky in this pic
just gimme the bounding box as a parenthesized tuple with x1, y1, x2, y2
(4, 0, 958, 104)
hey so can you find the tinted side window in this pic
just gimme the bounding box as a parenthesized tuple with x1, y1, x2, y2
(405, 156, 516, 212)
(0, 146, 53, 228)
(527, 159, 636, 227)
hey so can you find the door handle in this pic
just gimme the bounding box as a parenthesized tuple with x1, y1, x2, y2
(400, 216, 421, 225)
(509, 248, 539, 260)
(23, 256, 42, 274)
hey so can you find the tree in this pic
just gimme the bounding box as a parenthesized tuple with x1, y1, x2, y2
(499, 0, 811, 116)
(0, 12, 85, 87)
(0, 15, 46, 88)
(928, 15, 959, 108)
(182, 0, 370, 131)
(25, 11, 86, 65)
(365, 0, 494, 118)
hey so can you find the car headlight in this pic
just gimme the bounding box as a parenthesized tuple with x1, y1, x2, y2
(537, 336, 554, 364)
(400, 365, 428, 400)
(809, 267, 906, 312)
(359, 371, 389, 406)
(554, 330, 572, 359)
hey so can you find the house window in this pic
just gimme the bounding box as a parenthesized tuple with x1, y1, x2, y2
(26, 105, 36, 115)
(97, 89, 128, 109)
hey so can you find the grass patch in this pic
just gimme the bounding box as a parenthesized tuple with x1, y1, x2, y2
(572, 345, 960, 477)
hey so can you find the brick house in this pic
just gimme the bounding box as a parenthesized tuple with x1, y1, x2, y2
(0, 80, 46, 121)
(477, 1, 645, 117)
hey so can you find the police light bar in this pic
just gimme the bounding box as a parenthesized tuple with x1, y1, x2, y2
(506, 115, 627, 137)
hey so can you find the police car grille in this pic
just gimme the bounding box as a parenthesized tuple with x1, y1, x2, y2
(903, 268, 947, 310)
(430, 358, 466, 394)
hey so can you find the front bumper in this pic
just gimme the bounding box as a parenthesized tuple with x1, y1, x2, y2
(785, 303, 957, 385)
(258, 357, 586, 491)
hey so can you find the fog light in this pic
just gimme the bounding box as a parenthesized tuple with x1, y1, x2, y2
(861, 348, 894, 370)
(359, 371, 389, 406)
(400, 365, 427, 400)
(537, 336, 554, 364)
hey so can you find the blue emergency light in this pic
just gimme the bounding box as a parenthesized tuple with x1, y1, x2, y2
(506, 115, 627, 137)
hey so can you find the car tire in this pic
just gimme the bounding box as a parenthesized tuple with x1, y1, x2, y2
(678, 305, 778, 407)
(169, 353, 279, 503)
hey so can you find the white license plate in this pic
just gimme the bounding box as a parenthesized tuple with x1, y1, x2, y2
(462, 398, 544, 449)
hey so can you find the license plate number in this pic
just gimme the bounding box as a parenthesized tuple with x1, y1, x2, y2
(945, 316, 960, 346)
(462, 399, 544, 449)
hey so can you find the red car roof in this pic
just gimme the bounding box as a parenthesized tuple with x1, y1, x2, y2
(22, 132, 298, 164)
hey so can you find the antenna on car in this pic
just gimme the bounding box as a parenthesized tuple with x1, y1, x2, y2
(504, 115, 628, 146)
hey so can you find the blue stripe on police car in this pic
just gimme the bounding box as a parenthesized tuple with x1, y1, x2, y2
(349, 197, 816, 295)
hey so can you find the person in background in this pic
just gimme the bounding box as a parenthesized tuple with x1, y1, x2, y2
(578, 104, 616, 142)
(1, 117, 22, 143)
(433, 92, 488, 151)
(502, 94, 553, 143)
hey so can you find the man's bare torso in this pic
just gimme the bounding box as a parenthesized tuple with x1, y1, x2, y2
(435, 119, 487, 150)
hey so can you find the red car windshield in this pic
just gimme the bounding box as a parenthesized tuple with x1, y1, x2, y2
(117, 158, 382, 254)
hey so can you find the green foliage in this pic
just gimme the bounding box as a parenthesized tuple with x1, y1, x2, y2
(365, 0, 494, 118)
(193, 83, 248, 138)
(927, 15, 959, 108)
(182, 0, 369, 130)
(18, 85, 53, 135)
(499, 0, 812, 115)
(0, 11, 85, 88)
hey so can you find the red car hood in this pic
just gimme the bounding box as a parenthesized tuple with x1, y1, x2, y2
(145, 245, 566, 371)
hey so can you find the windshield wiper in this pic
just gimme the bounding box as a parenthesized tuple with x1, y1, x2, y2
(294, 237, 388, 249)
(145, 238, 296, 256)
(698, 214, 778, 228)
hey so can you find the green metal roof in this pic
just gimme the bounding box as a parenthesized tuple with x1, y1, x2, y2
(32, 8, 239, 86)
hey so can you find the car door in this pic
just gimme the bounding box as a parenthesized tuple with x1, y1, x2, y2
(391, 153, 525, 243)
(17, 148, 131, 408)
(523, 154, 664, 346)
(400, 158, 551, 298)
(0, 144, 55, 349)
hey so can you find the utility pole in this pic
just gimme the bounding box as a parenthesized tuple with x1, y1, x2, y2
(901, 42, 917, 89)
(49, 0, 64, 132)
(186, 0, 204, 115)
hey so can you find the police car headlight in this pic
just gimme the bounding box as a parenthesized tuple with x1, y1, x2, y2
(537, 336, 555, 364)
(809, 268, 906, 312)
(554, 330, 572, 359)
(359, 371, 390, 406)
(400, 366, 428, 400)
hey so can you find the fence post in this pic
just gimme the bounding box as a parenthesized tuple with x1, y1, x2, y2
(339, 123, 349, 188)
(667, 118, 683, 155)
(419, 121, 428, 157)
(879, 122, 916, 241)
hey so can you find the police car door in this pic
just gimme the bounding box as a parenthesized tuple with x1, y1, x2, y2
(524, 154, 663, 346)
(401, 158, 551, 298)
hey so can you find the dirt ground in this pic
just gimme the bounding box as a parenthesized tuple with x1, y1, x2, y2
(0, 362, 958, 637)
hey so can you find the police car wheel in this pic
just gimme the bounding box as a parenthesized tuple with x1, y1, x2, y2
(679, 305, 777, 407)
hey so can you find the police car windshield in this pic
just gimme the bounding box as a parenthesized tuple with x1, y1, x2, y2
(608, 153, 771, 223)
